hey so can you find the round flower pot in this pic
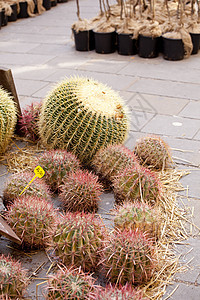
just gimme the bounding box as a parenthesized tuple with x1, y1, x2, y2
(18, 1, 29, 18)
(8, 3, 18, 22)
(94, 31, 116, 54)
(190, 32, 200, 55)
(58, 0, 68, 2)
(51, 0, 57, 6)
(1, 9, 8, 26)
(73, 29, 95, 51)
(117, 33, 137, 55)
(163, 37, 184, 61)
(43, 0, 51, 10)
(138, 35, 159, 58)
(0, 11, 2, 29)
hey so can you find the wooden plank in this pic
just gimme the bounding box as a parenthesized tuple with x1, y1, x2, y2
(0, 216, 21, 244)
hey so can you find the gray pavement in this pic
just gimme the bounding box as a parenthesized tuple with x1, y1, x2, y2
(0, 0, 200, 298)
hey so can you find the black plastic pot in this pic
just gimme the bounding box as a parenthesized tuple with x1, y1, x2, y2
(138, 35, 159, 58)
(0, 11, 1, 30)
(163, 36, 184, 61)
(58, 0, 68, 2)
(51, 0, 57, 7)
(117, 33, 137, 55)
(18, 2, 29, 18)
(43, 0, 51, 10)
(1, 9, 8, 26)
(190, 32, 200, 55)
(94, 31, 116, 54)
(8, 3, 18, 22)
(73, 29, 95, 51)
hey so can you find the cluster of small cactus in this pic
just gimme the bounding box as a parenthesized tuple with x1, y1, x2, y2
(134, 135, 172, 170)
(39, 76, 129, 164)
(0, 254, 29, 298)
(46, 267, 96, 300)
(60, 169, 103, 213)
(93, 284, 147, 300)
(36, 149, 81, 191)
(101, 229, 156, 285)
(6, 196, 57, 248)
(92, 144, 139, 185)
(50, 212, 106, 271)
(113, 165, 162, 206)
(113, 201, 161, 239)
(0, 86, 17, 154)
(3, 171, 51, 207)
(19, 102, 42, 142)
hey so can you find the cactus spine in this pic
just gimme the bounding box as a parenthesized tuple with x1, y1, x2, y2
(0, 86, 17, 154)
(39, 77, 129, 164)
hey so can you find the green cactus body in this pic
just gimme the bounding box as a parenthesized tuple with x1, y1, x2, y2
(113, 201, 161, 239)
(102, 229, 156, 285)
(51, 212, 106, 271)
(134, 135, 172, 170)
(39, 77, 129, 164)
(92, 144, 139, 184)
(0, 254, 28, 298)
(36, 150, 81, 191)
(3, 171, 51, 207)
(7, 196, 57, 248)
(60, 169, 103, 213)
(0, 87, 17, 154)
(46, 267, 96, 300)
(113, 166, 162, 205)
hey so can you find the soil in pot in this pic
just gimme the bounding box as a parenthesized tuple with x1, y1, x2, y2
(1, 9, 8, 26)
(189, 32, 200, 55)
(8, 3, 18, 22)
(117, 33, 137, 55)
(94, 31, 116, 54)
(162, 32, 184, 61)
(43, 0, 51, 11)
(138, 35, 160, 58)
(18, 1, 29, 18)
(73, 29, 95, 51)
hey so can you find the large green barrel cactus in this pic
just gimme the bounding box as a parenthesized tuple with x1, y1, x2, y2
(0, 87, 17, 154)
(39, 77, 129, 164)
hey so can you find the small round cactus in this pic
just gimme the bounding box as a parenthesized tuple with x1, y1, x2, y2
(94, 284, 147, 300)
(101, 229, 156, 285)
(92, 144, 139, 185)
(0, 254, 29, 298)
(60, 170, 103, 213)
(50, 212, 106, 271)
(3, 171, 51, 207)
(46, 267, 96, 300)
(0, 86, 17, 154)
(113, 201, 161, 239)
(6, 196, 57, 248)
(36, 150, 81, 191)
(19, 102, 42, 142)
(134, 135, 172, 170)
(113, 165, 162, 206)
(39, 76, 129, 164)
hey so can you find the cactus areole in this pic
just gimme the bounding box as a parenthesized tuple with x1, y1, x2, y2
(39, 77, 129, 164)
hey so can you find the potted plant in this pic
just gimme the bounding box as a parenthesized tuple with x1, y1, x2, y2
(72, 0, 95, 51)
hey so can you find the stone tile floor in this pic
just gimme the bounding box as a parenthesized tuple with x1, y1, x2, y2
(0, 0, 200, 298)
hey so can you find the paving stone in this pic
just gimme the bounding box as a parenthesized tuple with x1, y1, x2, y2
(165, 282, 200, 299)
(0, 53, 54, 66)
(0, 41, 40, 53)
(14, 78, 50, 97)
(78, 58, 130, 73)
(179, 168, 200, 199)
(119, 59, 200, 84)
(142, 115, 200, 139)
(179, 101, 200, 119)
(128, 78, 200, 100)
(31, 82, 55, 98)
(12, 65, 57, 81)
(19, 96, 42, 108)
(193, 130, 200, 141)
